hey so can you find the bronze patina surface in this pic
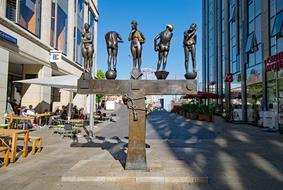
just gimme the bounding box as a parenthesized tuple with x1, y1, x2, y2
(78, 78, 196, 170)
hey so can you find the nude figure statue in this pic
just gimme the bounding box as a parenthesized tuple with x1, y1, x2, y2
(105, 31, 123, 72)
(82, 23, 94, 75)
(183, 23, 197, 74)
(154, 24, 173, 71)
(128, 20, 145, 72)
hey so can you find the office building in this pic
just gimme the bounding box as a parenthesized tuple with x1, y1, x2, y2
(202, 0, 283, 127)
(0, 0, 98, 118)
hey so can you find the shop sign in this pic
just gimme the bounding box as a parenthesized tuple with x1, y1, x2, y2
(0, 30, 17, 45)
(263, 111, 276, 128)
(49, 50, 62, 63)
(225, 73, 233, 82)
(265, 51, 283, 72)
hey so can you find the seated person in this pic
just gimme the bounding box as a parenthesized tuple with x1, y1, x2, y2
(26, 105, 35, 115)
(61, 106, 68, 120)
(19, 106, 27, 116)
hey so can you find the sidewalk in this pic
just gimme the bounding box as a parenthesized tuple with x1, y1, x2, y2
(0, 108, 282, 190)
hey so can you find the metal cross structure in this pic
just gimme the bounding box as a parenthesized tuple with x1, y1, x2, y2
(77, 79, 197, 170)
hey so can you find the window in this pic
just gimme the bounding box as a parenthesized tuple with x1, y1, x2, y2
(6, 0, 41, 37)
(18, 0, 41, 37)
(89, 10, 96, 40)
(50, 0, 68, 54)
(271, 11, 283, 38)
(6, 0, 17, 22)
(229, 6, 236, 22)
(74, 0, 84, 65)
(245, 32, 258, 53)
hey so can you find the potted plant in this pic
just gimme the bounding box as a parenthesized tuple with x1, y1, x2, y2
(189, 103, 198, 120)
(209, 105, 216, 122)
(197, 104, 211, 122)
(181, 104, 190, 118)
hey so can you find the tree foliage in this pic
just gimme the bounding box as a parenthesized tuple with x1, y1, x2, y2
(96, 70, 106, 103)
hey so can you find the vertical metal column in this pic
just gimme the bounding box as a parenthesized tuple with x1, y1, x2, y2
(125, 89, 147, 170)
(240, 0, 247, 123)
(261, 0, 270, 111)
(224, 0, 231, 113)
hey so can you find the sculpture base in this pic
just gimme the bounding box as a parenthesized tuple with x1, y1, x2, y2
(80, 72, 93, 80)
(105, 70, 117, 80)
(130, 68, 143, 80)
(185, 72, 197, 80)
(155, 71, 169, 80)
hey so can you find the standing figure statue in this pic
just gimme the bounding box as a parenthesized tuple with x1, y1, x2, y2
(154, 24, 173, 80)
(128, 20, 145, 79)
(183, 23, 197, 79)
(82, 23, 94, 79)
(105, 31, 123, 79)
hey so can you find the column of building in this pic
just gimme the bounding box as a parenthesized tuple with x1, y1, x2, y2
(0, 47, 9, 121)
(261, 0, 270, 111)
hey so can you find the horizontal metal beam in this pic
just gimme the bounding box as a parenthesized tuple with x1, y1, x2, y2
(77, 79, 197, 95)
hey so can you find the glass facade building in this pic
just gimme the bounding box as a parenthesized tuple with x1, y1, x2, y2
(202, 0, 283, 128)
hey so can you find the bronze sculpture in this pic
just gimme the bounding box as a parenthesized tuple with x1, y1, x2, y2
(82, 23, 94, 79)
(183, 23, 197, 79)
(154, 24, 173, 80)
(105, 31, 123, 79)
(77, 21, 199, 171)
(128, 20, 145, 79)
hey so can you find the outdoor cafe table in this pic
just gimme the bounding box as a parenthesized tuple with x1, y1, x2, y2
(64, 119, 84, 126)
(5, 115, 33, 129)
(0, 129, 29, 163)
(31, 113, 50, 126)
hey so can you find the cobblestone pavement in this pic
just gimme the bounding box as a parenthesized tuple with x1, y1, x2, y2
(0, 104, 283, 190)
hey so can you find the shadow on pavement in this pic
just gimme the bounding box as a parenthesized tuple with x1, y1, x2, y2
(147, 110, 283, 190)
(70, 136, 150, 169)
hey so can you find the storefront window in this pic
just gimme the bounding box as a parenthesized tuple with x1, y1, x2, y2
(18, 0, 41, 37)
(231, 81, 242, 122)
(246, 64, 262, 124)
(50, 0, 68, 54)
(269, 0, 283, 128)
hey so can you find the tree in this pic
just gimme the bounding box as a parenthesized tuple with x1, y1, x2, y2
(96, 70, 105, 103)
(96, 70, 106, 80)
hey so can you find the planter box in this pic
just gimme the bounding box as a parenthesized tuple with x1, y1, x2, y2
(198, 114, 211, 122)
(186, 112, 190, 119)
(189, 113, 198, 120)
(210, 115, 214, 122)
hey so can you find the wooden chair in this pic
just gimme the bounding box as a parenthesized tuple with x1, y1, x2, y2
(18, 136, 42, 155)
(0, 146, 9, 166)
(0, 135, 10, 167)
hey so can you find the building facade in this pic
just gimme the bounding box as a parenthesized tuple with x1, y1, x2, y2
(202, 0, 283, 127)
(0, 0, 98, 117)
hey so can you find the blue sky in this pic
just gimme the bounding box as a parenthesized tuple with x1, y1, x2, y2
(97, 0, 202, 81)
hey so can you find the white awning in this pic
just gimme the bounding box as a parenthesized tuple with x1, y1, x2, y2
(14, 75, 79, 91)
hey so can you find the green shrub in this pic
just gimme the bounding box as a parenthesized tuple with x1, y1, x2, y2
(181, 104, 190, 112)
(196, 104, 214, 115)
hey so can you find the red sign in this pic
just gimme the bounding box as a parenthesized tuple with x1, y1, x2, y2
(265, 51, 283, 72)
(225, 73, 233, 82)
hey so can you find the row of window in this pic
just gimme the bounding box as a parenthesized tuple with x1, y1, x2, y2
(205, 0, 283, 89)
(5, 0, 97, 66)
